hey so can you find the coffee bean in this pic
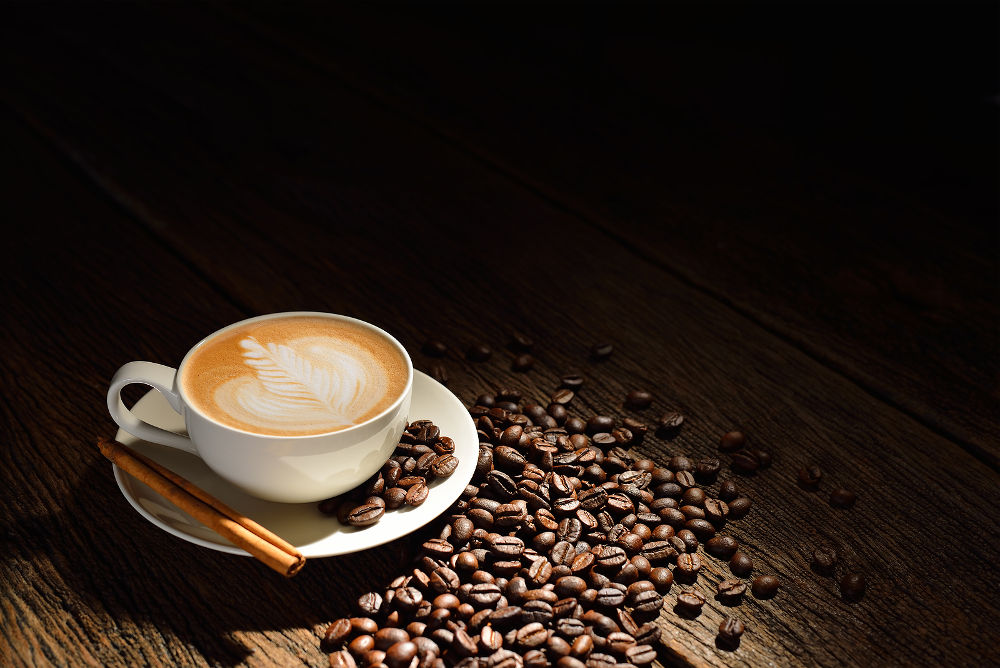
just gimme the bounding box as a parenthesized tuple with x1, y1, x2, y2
(751, 449, 772, 469)
(668, 456, 693, 472)
(405, 482, 430, 507)
(649, 567, 673, 593)
(509, 353, 535, 372)
(811, 546, 839, 575)
(718, 616, 745, 645)
(384, 640, 418, 668)
(625, 644, 657, 666)
(729, 551, 753, 576)
(706, 535, 739, 559)
(751, 574, 780, 598)
(551, 388, 575, 405)
(322, 618, 353, 651)
(716, 578, 747, 601)
(469, 583, 503, 607)
(374, 628, 410, 651)
(727, 496, 752, 519)
(516, 622, 548, 648)
(465, 343, 492, 362)
(677, 529, 699, 553)
(676, 553, 702, 576)
(730, 450, 760, 473)
(695, 458, 722, 482)
(797, 464, 822, 489)
(586, 415, 616, 435)
(560, 374, 585, 391)
(681, 487, 706, 506)
(840, 572, 867, 601)
(675, 589, 705, 615)
(719, 431, 745, 452)
(590, 343, 614, 360)
(830, 488, 857, 508)
(718, 479, 739, 502)
(654, 412, 684, 438)
(596, 587, 626, 608)
(347, 502, 385, 527)
(624, 390, 653, 410)
(422, 340, 448, 357)
(596, 545, 628, 569)
(357, 592, 383, 617)
(684, 518, 716, 539)
(639, 540, 677, 563)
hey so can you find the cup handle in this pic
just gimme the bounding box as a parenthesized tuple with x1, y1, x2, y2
(107, 361, 198, 456)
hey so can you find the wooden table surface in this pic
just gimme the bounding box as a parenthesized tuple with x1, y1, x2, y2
(3, 3, 997, 667)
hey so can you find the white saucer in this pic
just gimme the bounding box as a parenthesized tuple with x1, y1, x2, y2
(113, 370, 477, 558)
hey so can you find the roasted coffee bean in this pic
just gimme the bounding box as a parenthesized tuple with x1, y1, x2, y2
(675, 589, 706, 615)
(429, 454, 458, 478)
(718, 617, 745, 645)
(527, 558, 554, 586)
(397, 475, 426, 489)
(466, 343, 492, 362)
(719, 431, 745, 452)
(658, 507, 686, 527)
(455, 551, 479, 572)
(430, 567, 461, 594)
(684, 518, 716, 539)
(730, 450, 760, 473)
(797, 464, 822, 489)
(706, 535, 739, 559)
(840, 572, 867, 600)
(681, 487, 706, 506)
(751, 575, 780, 599)
(596, 545, 628, 569)
(374, 628, 410, 651)
(675, 553, 702, 576)
(811, 546, 839, 575)
(357, 592, 383, 617)
(549, 388, 575, 405)
(694, 458, 722, 483)
(522, 599, 554, 624)
(422, 538, 454, 559)
(512, 354, 535, 372)
(569, 633, 593, 658)
(451, 628, 479, 657)
(523, 650, 548, 668)
(595, 587, 626, 608)
(716, 578, 746, 601)
(329, 650, 358, 668)
(323, 618, 354, 650)
(486, 470, 518, 499)
(718, 479, 739, 502)
(554, 575, 588, 598)
(422, 340, 448, 357)
(393, 586, 424, 612)
(624, 390, 653, 410)
(590, 342, 614, 360)
(591, 433, 616, 449)
(586, 415, 616, 435)
(405, 482, 430, 507)
(730, 551, 754, 576)
(751, 449, 772, 469)
(347, 503, 385, 527)
(668, 456, 693, 472)
(640, 540, 677, 563)
(480, 626, 504, 651)
(552, 541, 577, 565)
(348, 634, 375, 657)
(384, 641, 418, 668)
(625, 644, 657, 666)
(629, 589, 664, 615)
(469, 583, 503, 607)
(516, 622, 548, 648)
(649, 567, 673, 593)
(830, 488, 857, 508)
(677, 529, 699, 553)
(727, 496, 752, 519)
(656, 412, 684, 436)
(703, 498, 729, 524)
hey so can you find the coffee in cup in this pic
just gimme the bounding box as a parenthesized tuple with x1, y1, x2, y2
(107, 312, 413, 503)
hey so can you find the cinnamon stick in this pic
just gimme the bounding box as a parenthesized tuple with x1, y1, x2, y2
(98, 437, 306, 577)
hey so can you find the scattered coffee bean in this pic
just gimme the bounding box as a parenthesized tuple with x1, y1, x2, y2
(512, 354, 535, 372)
(655, 411, 684, 437)
(829, 488, 857, 508)
(751, 575, 780, 599)
(718, 479, 739, 502)
(560, 374, 585, 391)
(730, 450, 760, 473)
(840, 572, 867, 601)
(751, 449, 772, 469)
(675, 589, 706, 615)
(624, 390, 653, 410)
(430, 363, 449, 385)
(421, 340, 448, 357)
(717, 578, 747, 601)
(717, 616, 745, 645)
(719, 431, 745, 452)
(590, 343, 614, 360)
(797, 464, 822, 489)
(730, 551, 754, 576)
(727, 496, 752, 519)
(328, 650, 357, 668)
(706, 535, 739, 559)
(465, 343, 492, 362)
(508, 333, 534, 352)
(811, 546, 839, 576)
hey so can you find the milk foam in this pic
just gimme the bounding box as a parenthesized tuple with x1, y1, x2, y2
(181, 316, 407, 436)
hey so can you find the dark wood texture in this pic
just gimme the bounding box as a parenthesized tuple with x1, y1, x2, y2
(3, 3, 997, 668)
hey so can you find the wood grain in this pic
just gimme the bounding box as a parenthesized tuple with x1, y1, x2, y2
(222, 2, 1000, 467)
(3, 4, 998, 668)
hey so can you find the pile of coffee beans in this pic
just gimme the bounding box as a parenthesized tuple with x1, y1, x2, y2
(318, 420, 460, 527)
(321, 388, 780, 665)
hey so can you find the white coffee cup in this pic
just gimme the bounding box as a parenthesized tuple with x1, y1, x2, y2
(107, 312, 413, 503)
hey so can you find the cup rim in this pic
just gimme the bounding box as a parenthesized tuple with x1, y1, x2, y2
(176, 311, 413, 439)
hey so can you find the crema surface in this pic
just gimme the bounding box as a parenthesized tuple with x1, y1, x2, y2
(181, 317, 408, 436)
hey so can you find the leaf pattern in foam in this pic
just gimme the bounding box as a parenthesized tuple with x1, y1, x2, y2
(238, 336, 370, 420)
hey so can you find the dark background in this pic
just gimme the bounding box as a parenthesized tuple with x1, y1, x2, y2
(2, 2, 998, 667)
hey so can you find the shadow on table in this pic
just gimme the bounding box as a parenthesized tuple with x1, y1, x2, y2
(14, 456, 431, 666)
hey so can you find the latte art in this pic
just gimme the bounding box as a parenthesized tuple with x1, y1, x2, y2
(181, 316, 408, 436)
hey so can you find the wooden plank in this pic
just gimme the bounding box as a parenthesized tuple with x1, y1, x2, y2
(5, 5, 999, 667)
(223, 2, 1000, 467)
